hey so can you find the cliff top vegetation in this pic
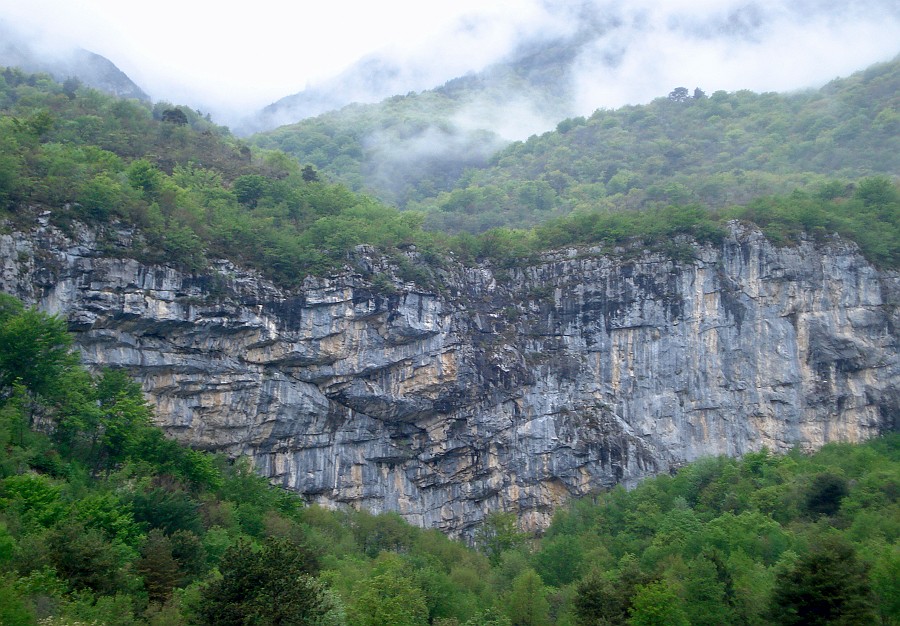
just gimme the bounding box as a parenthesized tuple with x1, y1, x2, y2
(0, 63, 898, 288)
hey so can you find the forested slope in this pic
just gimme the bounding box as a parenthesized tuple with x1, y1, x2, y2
(414, 56, 900, 233)
(0, 66, 437, 286)
(0, 64, 898, 624)
(250, 57, 900, 235)
(3, 63, 898, 292)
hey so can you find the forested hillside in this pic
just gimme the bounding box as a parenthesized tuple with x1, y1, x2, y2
(1, 295, 897, 625)
(0, 54, 898, 624)
(416, 57, 900, 233)
(2, 63, 897, 295)
(246, 21, 589, 196)
(249, 82, 514, 208)
(0, 66, 438, 285)
(251, 57, 900, 235)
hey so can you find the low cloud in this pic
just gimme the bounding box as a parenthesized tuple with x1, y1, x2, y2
(249, 0, 899, 137)
(2, 0, 897, 136)
(567, 0, 900, 115)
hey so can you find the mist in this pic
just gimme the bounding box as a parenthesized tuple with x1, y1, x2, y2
(0, 20, 148, 101)
(2, 0, 898, 133)
(243, 0, 899, 205)
(250, 0, 900, 136)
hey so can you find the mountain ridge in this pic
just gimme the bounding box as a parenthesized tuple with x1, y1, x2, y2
(0, 22, 149, 101)
(251, 55, 900, 220)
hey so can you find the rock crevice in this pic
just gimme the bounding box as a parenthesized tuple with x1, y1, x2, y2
(2, 220, 897, 536)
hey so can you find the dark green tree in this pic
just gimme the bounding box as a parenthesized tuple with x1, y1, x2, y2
(668, 87, 690, 102)
(533, 533, 584, 587)
(161, 108, 189, 126)
(198, 537, 330, 625)
(768, 535, 877, 625)
(137, 529, 181, 603)
(130, 487, 203, 536)
(232, 174, 268, 208)
(62, 76, 81, 99)
(803, 472, 849, 517)
(44, 519, 132, 595)
(573, 556, 651, 626)
(301, 164, 320, 182)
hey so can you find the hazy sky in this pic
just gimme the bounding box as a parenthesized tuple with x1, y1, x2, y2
(1, 0, 899, 128)
(0, 1, 529, 108)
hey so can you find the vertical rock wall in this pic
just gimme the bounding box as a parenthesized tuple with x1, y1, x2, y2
(2, 220, 897, 536)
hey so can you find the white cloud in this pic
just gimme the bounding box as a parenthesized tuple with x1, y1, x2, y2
(0, 0, 898, 129)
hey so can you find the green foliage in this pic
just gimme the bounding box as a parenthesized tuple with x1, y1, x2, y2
(351, 510, 416, 558)
(1, 63, 900, 625)
(252, 88, 503, 208)
(197, 537, 335, 625)
(542, 435, 900, 624)
(0, 574, 36, 625)
(802, 472, 849, 518)
(572, 555, 651, 625)
(0, 304, 895, 625)
(681, 555, 736, 626)
(627, 581, 689, 626)
(0, 296, 75, 401)
(3, 65, 899, 297)
(768, 534, 878, 625)
(506, 569, 551, 626)
(41, 519, 136, 595)
(232, 173, 268, 208)
(348, 554, 429, 626)
(255, 57, 900, 241)
(0, 69, 444, 284)
(475, 511, 527, 566)
(0, 473, 66, 529)
(131, 487, 203, 536)
(0, 295, 387, 625)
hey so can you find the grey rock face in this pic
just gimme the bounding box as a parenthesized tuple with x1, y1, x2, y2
(2, 219, 897, 537)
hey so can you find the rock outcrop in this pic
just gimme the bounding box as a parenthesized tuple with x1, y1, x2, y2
(2, 217, 897, 536)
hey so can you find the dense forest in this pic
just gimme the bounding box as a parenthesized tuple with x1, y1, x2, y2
(0, 66, 437, 285)
(0, 295, 897, 625)
(414, 57, 900, 234)
(1, 64, 898, 290)
(252, 57, 900, 234)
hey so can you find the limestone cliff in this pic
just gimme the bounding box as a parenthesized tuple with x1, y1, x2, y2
(2, 216, 897, 536)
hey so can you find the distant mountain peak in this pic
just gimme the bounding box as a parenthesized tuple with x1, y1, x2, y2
(0, 22, 149, 101)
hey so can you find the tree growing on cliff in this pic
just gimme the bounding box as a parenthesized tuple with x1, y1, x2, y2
(475, 511, 527, 566)
(0, 294, 74, 407)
